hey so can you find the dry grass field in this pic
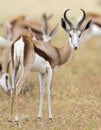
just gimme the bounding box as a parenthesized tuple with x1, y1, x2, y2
(0, 0, 101, 130)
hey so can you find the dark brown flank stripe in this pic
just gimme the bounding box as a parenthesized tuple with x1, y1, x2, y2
(34, 45, 51, 64)
(23, 26, 43, 40)
(24, 25, 42, 35)
(11, 43, 14, 68)
(93, 22, 101, 28)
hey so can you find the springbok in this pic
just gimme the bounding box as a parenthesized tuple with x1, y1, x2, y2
(77, 12, 101, 44)
(6, 15, 42, 41)
(0, 64, 11, 93)
(5, 13, 57, 42)
(0, 9, 92, 123)
(86, 12, 101, 36)
(0, 14, 57, 71)
(0, 13, 57, 47)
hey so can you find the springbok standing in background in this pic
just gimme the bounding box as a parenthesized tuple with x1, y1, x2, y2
(0, 9, 92, 124)
(86, 12, 101, 36)
(0, 13, 57, 47)
(0, 13, 58, 71)
(0, 13, 58, 94)
(41, 13, 58, 42)
(77, 12, 101, 44)
(5, 13, 57, 41)
(6, 15, 42, 41)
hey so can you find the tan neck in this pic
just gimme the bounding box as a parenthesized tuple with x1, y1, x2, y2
(57, 40, 73, 65)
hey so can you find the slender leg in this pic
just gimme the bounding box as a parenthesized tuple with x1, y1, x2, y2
(14, 64, 24, 122)
(15, 71, 28, 123)
(38, 73, 45, 121)
(9, 67, 18, 122)
(16, 66, 24, 87)
(47, 68, 53, 120)
(8, 89, 14, 122)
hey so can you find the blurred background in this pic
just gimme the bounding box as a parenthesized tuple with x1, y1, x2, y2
(0, 0, 101, 130)
(0, 0, 100, 24)
(0, 0, 101, 20)
(0, 0, 101, 41)
(0, 0, 100, 44)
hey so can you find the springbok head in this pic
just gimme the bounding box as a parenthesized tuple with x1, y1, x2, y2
(42, 13, 58, 42)
(0, 64, 11, 93)
(61, 9, 92, 50)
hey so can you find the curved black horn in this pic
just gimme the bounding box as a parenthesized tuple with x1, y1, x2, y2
(77, 9, 86, 28)
(64, 9, 74, 29)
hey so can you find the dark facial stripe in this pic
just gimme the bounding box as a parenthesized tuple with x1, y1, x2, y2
(5, 75, 9, 91)
(24, 25, 42, 35)
(34, 46, 51, 64)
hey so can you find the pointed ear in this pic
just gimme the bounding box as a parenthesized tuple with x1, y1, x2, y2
(49, 24, 58, 38)
(61, 18, 68, 32)
(0, 64, 2, 72)
(82, 20, 92, 32)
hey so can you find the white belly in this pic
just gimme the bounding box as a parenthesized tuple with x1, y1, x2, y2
(31, 53, 50, 73)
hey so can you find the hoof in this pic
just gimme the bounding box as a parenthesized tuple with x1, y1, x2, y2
(16, 122, 21, 128)
(49, 118, 53, 121)
(14, 120, 21, 128)
(38, 117, 42, 124)
(14, 116, 19, 123)
(14, 120, 19, 122)
(38, 117, 42, 120)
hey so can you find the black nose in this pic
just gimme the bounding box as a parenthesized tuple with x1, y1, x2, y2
(74, 47, 77, 50)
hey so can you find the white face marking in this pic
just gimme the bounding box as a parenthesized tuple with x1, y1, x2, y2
(31, 53, 50, 73)
(69, 30, 81, 49)
(14, 37, 24, 62)
(91, 24, 101, 36)
(0, 73, 11, 92)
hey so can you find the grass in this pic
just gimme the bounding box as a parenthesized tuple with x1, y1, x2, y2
(0, 0, 101, 130)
